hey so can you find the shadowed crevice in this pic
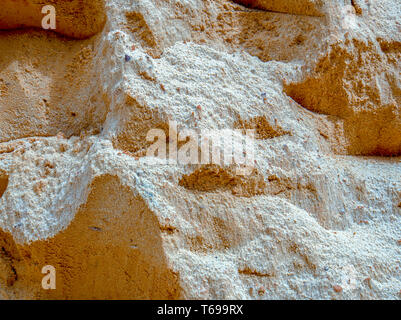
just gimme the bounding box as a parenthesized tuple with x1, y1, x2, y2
(231, 0, 325, 16)
(0, 171, 8, 199)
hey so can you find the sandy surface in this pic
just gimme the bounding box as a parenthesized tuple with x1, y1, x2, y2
(0, 0, 400, 299)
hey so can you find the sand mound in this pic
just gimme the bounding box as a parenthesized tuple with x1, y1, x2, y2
(0, 0, 400, 300)
(285, 38, 401, 156)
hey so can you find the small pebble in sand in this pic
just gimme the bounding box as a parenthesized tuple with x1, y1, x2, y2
(258, 286, 266, 296)
(125, 54, 131, 62)
(261, 92, 267, 102)
(333, 285, 343, 293)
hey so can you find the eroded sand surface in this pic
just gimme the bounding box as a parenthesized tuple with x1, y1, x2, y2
(0, 0, 400, 299)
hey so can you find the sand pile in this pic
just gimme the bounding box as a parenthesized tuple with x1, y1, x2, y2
(0, 0, 400, 299)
